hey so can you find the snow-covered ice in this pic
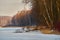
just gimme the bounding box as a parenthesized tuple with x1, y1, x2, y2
(0, 27, 60, 40)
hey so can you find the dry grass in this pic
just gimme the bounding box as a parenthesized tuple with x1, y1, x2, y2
(32, 26, 60, 34)
(40, 28, 60, 34)
(40, 29, 53, 34)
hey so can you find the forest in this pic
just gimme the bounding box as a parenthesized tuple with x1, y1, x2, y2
(4, 0, 60, 34)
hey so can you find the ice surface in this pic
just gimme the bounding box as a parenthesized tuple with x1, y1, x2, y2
(0, 27, 60, 40)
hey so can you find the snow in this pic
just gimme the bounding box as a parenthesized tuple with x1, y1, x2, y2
(0, 27, 60, 40)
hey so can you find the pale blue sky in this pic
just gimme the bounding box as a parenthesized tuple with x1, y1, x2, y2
(0, 0, 31, 16)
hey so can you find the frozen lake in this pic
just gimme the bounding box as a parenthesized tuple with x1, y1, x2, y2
(0, 27, 60, 40)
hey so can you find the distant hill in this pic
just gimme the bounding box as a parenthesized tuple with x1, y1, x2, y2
(0, 16, 12, 27)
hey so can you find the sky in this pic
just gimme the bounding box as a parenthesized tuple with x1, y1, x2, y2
(0, 0, 31, 17)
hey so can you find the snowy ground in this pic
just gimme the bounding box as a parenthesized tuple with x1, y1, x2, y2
(0, 27, 60, 40)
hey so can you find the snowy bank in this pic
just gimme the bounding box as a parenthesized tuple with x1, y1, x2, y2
(0, 27, 60, 40)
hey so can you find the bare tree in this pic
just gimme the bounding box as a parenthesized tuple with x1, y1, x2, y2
(22, 0, 60, 30)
